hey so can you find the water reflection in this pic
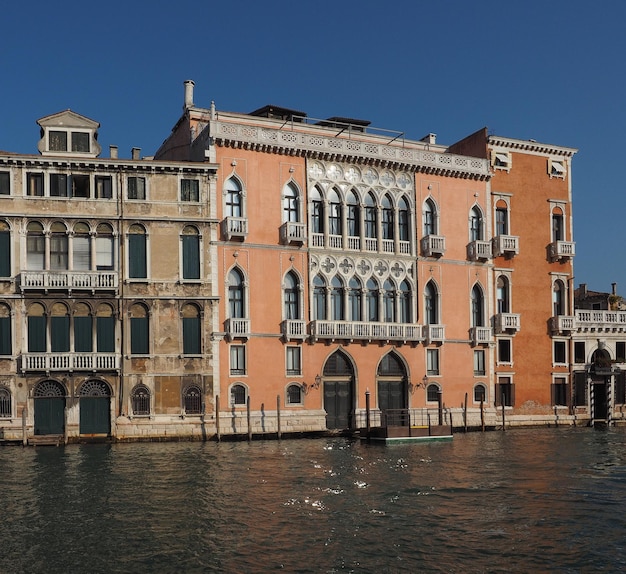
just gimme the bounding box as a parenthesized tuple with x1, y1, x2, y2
(2, 428, 626, 572)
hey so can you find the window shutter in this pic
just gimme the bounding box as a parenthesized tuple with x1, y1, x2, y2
(183, 316, 201, 354)
(73, 236, 91, 270)
(0, 317, 11, 355)
(0, 232, 9, 276)
(182, 235, 200, 279)
(129, 234, 147, 278)
(131, 317, 149, 354)
(51, 316, 70, 352)
(97, 316, 115, 352)
(74, 316, 93, 352)
(28, 316, 46, 352)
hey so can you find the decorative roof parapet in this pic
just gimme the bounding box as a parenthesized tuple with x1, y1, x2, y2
(488, 135, 577, 158)
(206, 120, 491, 180)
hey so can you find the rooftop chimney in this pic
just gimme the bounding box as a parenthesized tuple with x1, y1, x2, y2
(131, 147, 141, 160)
(184, 80, 195, 109)
(612, 282, 617, 295)
(421, 133, 437, 145)
(580, 283, 587, 297)
(109, 145, 118, 159)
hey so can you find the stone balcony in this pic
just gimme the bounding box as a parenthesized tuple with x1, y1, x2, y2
(470, 326, 492, 346)
(310, 320, 422, 344)
(281, 319, 307, 341)
(20, 271, 118, 293)
(549, 240, 575, 261)
(421, 235, 445, 257)
(495, 313, 521, 334)
(423, 324, 445, 345)
(21, 352, 120, 372)
(575, 310, 626, 333)
(280, 222, 306, 245)
(221, 217, 248, 241)
(467, 240, 492, 262)
(550, 315, 576, 334)
(492, 235, 519, 257)
(225, 318, 250, 341)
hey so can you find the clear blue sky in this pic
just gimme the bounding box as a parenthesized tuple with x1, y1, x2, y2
(1, 1, 622, 293)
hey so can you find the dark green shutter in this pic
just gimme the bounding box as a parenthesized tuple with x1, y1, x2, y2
(74, 316, 93, 352)
(182, 235, 200, 279)
(129, 234, 147, 278)
(0, 232, 9, 276)
(183, 317, 201, 354)
(97, 316, 115, 352)
(28, 316, 46, 352)
(131, 317, 149, 354)
(0, 317, 11, 355)
(51, 316, 70, 352)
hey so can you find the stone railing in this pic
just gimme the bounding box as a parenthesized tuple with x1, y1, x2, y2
(20, 271, 118, 291)
(21, 353, 120, 372)
(310, 320, 422, 343)
(495, 313, 521, 333)
(575, 310, 626, 332)
(492, 235, 519, 257)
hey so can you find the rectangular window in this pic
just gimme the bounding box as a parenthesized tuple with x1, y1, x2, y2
(27, 173, 44, 196)
(73, 236, 91, 270)
(96, 176, 113, 199)
(130, 316, 149, 354)
(553, 340, 567, 364)
(183, 316, 201, 355)
(0, 171, 10, 195)
(473, 349, 485, 376)
(71, 174, 90, 198)
(128, 177, 146, 200)
(286, 347, 302, 376)
(617, 342, 626, 363)
(0, 316, 11, 355)
(26, 234, 45, 270)
(50, 235, 68, 270)
(181, 179, 199, 202)
(0, 231, 10, 277)
(427, 348, 439, 376)
(551, 377, 568, 406)
(574, 341, 586, 364)
(96, 237, 114, 270)
(495, 377, 514, 407)
(230, 345, 246, 376)
(498, 339, 512, 363)
(71, 132, 90, 153)
(50, 174, 68, 197)
(49, 131, 67, 151)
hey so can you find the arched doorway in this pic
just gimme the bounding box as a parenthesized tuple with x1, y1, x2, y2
(78, 380, 112, 435)
(322, 350, 355, 430)
(591, 349, 611, 422)
(377, 352, 408, 425)
(34, 380, 66, 435)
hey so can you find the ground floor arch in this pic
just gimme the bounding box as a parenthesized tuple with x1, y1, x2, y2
(322, 350, 355, 430)
(78, 379, 112, 435)
(33, 380, 66, 436)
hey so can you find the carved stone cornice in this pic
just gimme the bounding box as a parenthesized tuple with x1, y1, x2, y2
(488, 136, 577, 158)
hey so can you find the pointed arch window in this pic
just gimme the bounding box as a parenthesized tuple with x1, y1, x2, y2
(311, 187, 324, 234)
(347, 190, 360, 237)
(313, 275, 327, 320)
(471, 285, 485, 327)
(366, 278, 379, 322)
(425, 281, 439, 325)
(328, 188, 342, 236)
(383, 279, 396, 322)
(399, 280, 411, 323)
(364, 192, 377, 239)
(348, 277, 362, 321)
(330, 276, 344, 321)
(381, 195, 394, 240)
(284, 271, 300, 320)
(497, 276, 510, 313)
(228, 268, 245, 319)
(424, 198, 437, 236)
(225, 177, 243, 217)
(283, 182, 299, 223)
(553, 280, 566, 316)
(398, 197, 410, 242)
(469, 206, 483, 242)
(0, 387, 11, 418)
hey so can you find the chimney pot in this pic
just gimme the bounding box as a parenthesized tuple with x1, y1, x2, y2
(612, 283, 617, 295)
(109, 145, 118, 159)
(131, 147, 141, 160)
(184, 79, 195, 109)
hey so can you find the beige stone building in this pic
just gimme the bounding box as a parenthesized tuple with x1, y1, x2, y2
(0, 110, 219, 442)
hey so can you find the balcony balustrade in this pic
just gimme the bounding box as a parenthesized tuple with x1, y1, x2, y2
(550, 315, 576, 334)
(467, 240, 492, 261)
(225, 317, 250, 340)
(222, 216, 248, 241)
(281, 319, 307, 341)
(310, 320, 423, 343)
(280, 222, 306, 245)
(492, 235, 519, 257)
(21, 353, 120, 372)
(423, 324, 445, 344)
(20, 271, 118, 292)
(575, 310, 626, 333)
(421, 235, 445, 257)
(495, 313, 521, 334)
(549, 240, 575, 261)
(470, 326, 492, 345)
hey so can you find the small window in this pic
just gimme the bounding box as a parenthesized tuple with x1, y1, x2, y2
(286, 347, 302, 376)
(27, 173, 44, 196)
(550, 160, 565, 178)
(50, 174, 68, 197)
(128, 176, 146, 200)
(426, 383, 440, 403)
(287, 384, 303, 405)
(0, 387, 11, 418)
(230, 383, 247, 406)
(498, 339, 512, 363)
(181, 179, 200, 202)
(554, 340, 567, 364)
(96, 176, 113, 199)
(49, 131, 67, 151)
(131, 385, 151, 416)
(72, 132, 90, 153)
(0, 172, 10, 195)
(183, 385, 202, 415)
(427, 348, 439, 376)
(574, 341, 586, 364)
(551, 377, 568, 406)
(473, 350, 485, 376)
(474, 383, 486, 403)
(71, 174, 90, 198)
(230, 345, 246, 376)
(494, 152, 510, 170)
(616, 342, 626, 363)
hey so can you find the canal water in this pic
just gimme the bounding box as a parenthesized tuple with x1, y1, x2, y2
(2, 427, 626, 573)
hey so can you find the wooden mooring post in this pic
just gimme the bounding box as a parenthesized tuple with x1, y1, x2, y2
(463, 393, 468, 432)
(247, 396, 252, 441)
(277, 395, 282, 440)
(480, 398, 485, 432)
(216, 394, 221, 442)
(501, 393, 506, 431)
(365, 389, 371, 442)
